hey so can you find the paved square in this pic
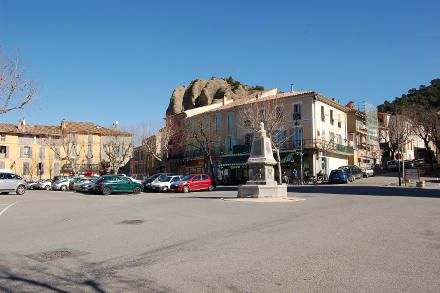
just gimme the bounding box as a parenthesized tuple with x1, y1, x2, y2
(0, 177, 439, 292)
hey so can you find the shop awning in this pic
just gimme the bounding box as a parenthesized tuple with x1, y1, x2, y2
(219, 155, 249, 167)
(280, 152, 295, 165)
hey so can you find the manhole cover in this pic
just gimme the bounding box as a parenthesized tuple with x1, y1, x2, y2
(117, 219, 145, 225)
(26, 248, 89, 262)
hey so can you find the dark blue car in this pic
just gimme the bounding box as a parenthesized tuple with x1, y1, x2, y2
(328, 169, 349, 184)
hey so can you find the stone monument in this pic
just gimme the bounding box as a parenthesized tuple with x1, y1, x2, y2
(237, 122, 287, 198)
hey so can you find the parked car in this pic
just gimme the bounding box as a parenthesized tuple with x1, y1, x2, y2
(328, 169, 349, 184)
(73, 177, 96, 191)
(339, 165, 362, 180)
(413, 159, 425, 168)
(94, 175, 144, 195)
(404, 160, 414, 169)
(52, 178, 72, 191)
(133, 175, 147, 184)
(143, 173, 174, 192)
(53, 175, 71, 182)
(77, 179, 98, 193)
(362, 168, 374, 178)
(36, 179, 53, 190)
(0, 172, 26, 195)
(26, 180, 39, 190)
(151, 175, 182, 192)
(170, 174, 215, 193)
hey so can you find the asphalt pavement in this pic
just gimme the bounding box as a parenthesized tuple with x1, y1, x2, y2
(0, 177, 439, 292)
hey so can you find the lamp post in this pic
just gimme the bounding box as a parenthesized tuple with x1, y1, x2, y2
(391, 111, 401, 186)
(294, 120, 303, 185)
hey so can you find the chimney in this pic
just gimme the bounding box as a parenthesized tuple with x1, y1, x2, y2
(346, 101, 354, 109)
(332, 98, 336, 102)
(18, 118, 26, 132)
(112, 121, 119, 130)
(222, 95, 227, 106)
(290, 84, 294, 93)
(61, 119, 66, 131)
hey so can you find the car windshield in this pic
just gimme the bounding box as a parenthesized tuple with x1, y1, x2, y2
(160, 176, 172, 182)
(181, 175, 193, 181)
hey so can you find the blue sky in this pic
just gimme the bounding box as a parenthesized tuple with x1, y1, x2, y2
(0, 0, 439, 130)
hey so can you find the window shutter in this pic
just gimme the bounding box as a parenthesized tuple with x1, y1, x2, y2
(20, 147, 23, 158)
(29, 147, 33, 156)
(5, 146, 9, 159)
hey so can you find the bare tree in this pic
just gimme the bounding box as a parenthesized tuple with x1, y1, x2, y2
(142, 120, 176, 170)
(185, 116, 216, 179)
(0, 48, 36, 115)
(403, 105, 436, 168)
(102, 134, 133, 175)
(45, 134, 82, 175)
(238, 99, 292, 184)
(387, 113, 411, 160)
(48, 153, 54, 179)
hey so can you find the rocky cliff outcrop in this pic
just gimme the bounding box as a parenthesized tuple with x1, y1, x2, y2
(166, 77, 264, 115)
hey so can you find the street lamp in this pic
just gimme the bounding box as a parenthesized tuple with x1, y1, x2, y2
(391, 111, 401, 186)
(294, 120, 303, 185)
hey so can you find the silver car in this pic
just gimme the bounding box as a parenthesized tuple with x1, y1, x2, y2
(0, 172, 27, 195)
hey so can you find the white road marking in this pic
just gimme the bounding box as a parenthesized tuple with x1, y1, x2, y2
(0, 202, 16, 217)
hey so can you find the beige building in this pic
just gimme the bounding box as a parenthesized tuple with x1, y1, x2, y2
(167, 88, 353, 184)
(0, 119, 131, 179)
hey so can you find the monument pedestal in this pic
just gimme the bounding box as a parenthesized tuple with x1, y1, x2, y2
(238, 184, 287, 198)
(237, 122, 288, 199)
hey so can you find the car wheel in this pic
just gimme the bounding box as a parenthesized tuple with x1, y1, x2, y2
(133, 187, 141, 194)
(162, 186, 168, 192)
(102, 187, 111, 196)
(183, 186, 189, 193)
(208, 185, 215, 191)
(61, 185, 67, 191)
(16, 185, 26, 195)
(45, 185, 51, 190)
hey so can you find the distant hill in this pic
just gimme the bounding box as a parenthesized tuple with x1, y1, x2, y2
(377, 78, 440, 113)
(166, 76, 264, 116)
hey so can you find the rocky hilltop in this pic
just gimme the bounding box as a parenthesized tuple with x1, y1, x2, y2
(166, 77, 264, 115)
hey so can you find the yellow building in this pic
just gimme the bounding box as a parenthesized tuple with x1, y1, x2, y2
(0, 119, 132, 179)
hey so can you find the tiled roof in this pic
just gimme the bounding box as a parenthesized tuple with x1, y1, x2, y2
(0, 121, 131, 136)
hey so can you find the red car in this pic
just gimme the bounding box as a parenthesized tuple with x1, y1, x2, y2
(170, 174, 215, 192)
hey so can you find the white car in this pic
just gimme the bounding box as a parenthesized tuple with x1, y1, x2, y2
(52, 179, 71, 191)
(362, 168, 374, 177)
(37, 179, 52, 190)
(151, 175, 182, 192)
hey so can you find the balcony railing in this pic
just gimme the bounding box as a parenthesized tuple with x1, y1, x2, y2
(295, 139, 353, 155)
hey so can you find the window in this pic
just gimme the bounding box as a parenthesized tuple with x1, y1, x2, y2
(277, 130, 286, 145)
(338, 134, 343, 145)
(0, 133, 5, 142)
(88, 135, 93, 143)
(54, 163, 60, 176)
(227, 113, 233, 129)
(37, 163, 44, 175)
(214, 139, 220, 156)
(23, 162, 30, 175)
(330, 110, 334, 125)
(293, 104, 302, 120)
(294, 128, 303, 148)
(39, 147, 45, 159)
(23, 146, 31, 158)
(202, 175, 209, 180)
(330, 132, 335, 143)
(215, 114, 221, 132)
(192, 175, 201, 181)
(321, 106, 325, 122)
(225, 136, 233, 154)
(0, 146, 6, 158)
(322, 129, 326, 140)
(245, 133, 253, 146)
(338, 114, 341, 128)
